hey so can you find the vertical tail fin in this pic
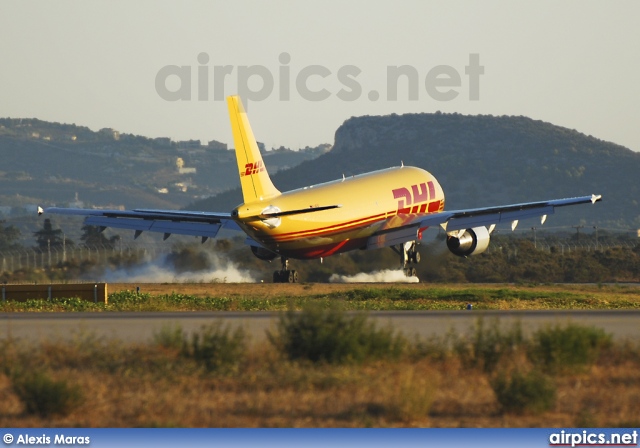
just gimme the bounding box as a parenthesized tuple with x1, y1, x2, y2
(227, 95, 280, 203)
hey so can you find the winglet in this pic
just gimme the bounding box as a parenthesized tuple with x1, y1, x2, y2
(37, 206, 44, 216)
(227, 96, 281, 203)
(591, 194, 602, 204)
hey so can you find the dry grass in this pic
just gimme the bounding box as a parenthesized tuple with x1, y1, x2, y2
(1, 285, 639, 427)
(1, 336, 639, 428)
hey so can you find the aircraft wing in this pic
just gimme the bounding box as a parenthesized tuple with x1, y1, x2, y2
(366, 194, 602, 249)
(42, 207, 240, 240)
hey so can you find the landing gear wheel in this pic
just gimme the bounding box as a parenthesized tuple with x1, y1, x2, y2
(275, 270, 299, 283)
(273, 265, 299, 283)
(392, 241, 421, 280)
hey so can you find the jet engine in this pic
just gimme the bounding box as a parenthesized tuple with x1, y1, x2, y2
(251, 245, 279, 261)
(446, 226, 491, 257)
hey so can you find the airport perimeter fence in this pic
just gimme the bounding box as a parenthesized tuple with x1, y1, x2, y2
(0, 239, 637, 273)
(485, 239, 639, 255)
(0, 242, 174, 272)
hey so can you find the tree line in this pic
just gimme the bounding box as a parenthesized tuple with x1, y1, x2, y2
(0, 220, 638, 284)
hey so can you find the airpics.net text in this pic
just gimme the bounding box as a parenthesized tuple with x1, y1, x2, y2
(155, 52, 484, 108)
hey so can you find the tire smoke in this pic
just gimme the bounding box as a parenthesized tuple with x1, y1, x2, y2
(95, 251, 257, 283)
(328, 269, 419, 283)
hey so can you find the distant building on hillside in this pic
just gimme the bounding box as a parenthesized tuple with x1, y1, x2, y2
(99, 128, 120, 141)
(177, 139, 201, 149)
(154, 137, 172, 147)
(207, 140, 227, 151)
(175, 157, 196, 174)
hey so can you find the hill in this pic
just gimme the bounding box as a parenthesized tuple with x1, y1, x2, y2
(189, 113, 640, 229)
(0, 118, 327, 212)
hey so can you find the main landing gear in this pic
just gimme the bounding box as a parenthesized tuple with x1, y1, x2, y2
(273, 257, 299, 283)
(392, 241, 420, 278)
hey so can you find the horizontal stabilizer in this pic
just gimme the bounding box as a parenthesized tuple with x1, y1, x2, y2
(260, 204, 342, 219)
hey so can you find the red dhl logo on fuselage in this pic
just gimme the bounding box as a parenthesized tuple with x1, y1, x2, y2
(392, 181, 440, 214)
(240, 160, 265, 177)
(260, 181, 441, 242)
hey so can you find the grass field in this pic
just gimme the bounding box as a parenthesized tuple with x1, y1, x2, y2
(1, 282, 639, 312)
(1, 310, 639, 427)
(1, 282, 639, 427)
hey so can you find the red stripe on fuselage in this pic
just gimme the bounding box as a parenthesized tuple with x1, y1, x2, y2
(281, 236, 368, 259)
(265, 212, 387, 242)
(266, 200, 444, 244)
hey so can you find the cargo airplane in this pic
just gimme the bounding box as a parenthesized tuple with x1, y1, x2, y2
(41, 96, 602, 282)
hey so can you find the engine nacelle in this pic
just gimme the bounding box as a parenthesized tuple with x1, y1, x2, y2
(250, 245, 279, 261)
(446, 226, 491, 257)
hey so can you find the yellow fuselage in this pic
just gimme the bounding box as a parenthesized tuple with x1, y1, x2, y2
(233, 166, 445, 259)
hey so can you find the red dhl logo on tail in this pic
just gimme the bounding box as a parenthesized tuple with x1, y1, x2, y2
(392, 181, 440, 214)
(240, 160, 265, 177)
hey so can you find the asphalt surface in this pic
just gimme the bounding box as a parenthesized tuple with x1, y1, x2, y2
(2, 309, 639, 344)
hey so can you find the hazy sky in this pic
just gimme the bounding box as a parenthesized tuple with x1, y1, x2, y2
(1, 1, 639, 152)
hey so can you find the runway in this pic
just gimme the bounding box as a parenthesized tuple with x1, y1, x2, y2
(2, 310, 639, 344)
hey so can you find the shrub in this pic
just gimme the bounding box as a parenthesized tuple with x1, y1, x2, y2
(152, 323, 185, 350)
(383, 366, 438, 422)
(108, 290, 152, 308)
(269, 304, 406, 364)
(454, 318, 524, 372)
(491, 369, 556, 414)
(528, 324, 612, 374)
(12, 371, 84, 418)
(182, 322, 247, 373)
